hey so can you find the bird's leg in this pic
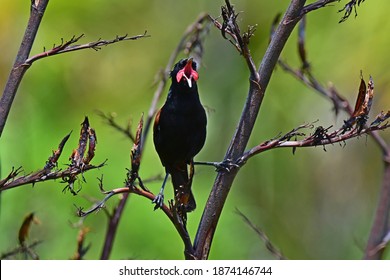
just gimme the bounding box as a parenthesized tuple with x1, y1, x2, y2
(152, 172, 169, 210)
(194, 158, 239, 172)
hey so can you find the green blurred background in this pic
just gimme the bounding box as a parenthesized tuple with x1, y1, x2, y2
(1, 0, 390, 260)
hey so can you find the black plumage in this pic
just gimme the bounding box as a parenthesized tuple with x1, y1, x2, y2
(153, 58, 207, 212)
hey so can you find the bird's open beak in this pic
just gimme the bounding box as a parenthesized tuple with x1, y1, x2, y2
(176, 58, 199, 88)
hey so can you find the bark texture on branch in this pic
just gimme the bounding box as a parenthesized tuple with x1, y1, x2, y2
(193, 0, 307, 260)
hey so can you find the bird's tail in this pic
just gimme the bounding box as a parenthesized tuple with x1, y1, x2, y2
(170, 165, 196, 212)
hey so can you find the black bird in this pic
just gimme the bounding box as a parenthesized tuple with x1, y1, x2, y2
(153, 58, 207, 212)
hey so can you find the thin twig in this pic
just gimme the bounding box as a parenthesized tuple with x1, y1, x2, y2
(0, 240, 43, 260)
(301, 0, 339, 16)
(301, 0, 366, 22)
(96, 111, 135, 142)
(236, 208, 286, 260)
(238, 122, 390, 166)
(25, 32, 149, 66)
(0, 166, 23, 188)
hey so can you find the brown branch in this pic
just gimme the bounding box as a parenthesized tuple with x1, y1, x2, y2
(193, 0, 306, 260)
(99, 192, 129, 260)
(77, 186, 130, 217)
(366, 230, 390, 258)
(0, 118, 105, 192)
(77, 179, 193, 258)
(238, 122, 390, 165)
(0, 0, 148, 138)
(25, 32, 149, 66)
(0, 0, 49, 137)
(240, 70, 390, 163)
(0, 161, 106, 192)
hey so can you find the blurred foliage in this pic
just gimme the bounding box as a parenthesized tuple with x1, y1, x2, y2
(1, 0, 390, 260)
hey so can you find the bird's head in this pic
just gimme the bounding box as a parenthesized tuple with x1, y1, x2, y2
(171, 58, 199, 88)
